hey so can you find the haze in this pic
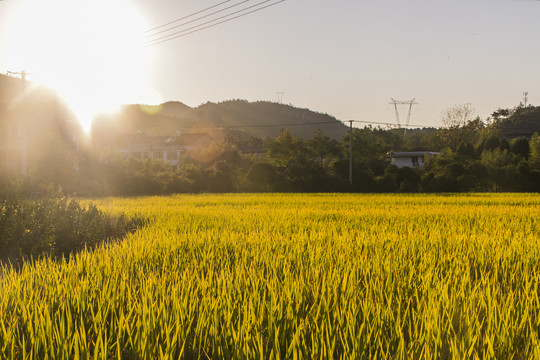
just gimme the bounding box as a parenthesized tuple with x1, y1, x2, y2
(1, 0, 538, 130)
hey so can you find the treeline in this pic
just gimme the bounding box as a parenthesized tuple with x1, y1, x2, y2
(2, 105, 540, 195)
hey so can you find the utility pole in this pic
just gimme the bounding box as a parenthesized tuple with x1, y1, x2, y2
(7, 71, 28, 91)
(4, 70, 29, 176)
(349, 120, 353, 186)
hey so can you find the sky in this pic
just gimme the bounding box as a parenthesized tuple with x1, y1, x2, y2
(1, 0, 539, 131)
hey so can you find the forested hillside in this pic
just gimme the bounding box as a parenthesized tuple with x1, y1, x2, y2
(492, 106, 540, 139)
(92, 100, 348, 140)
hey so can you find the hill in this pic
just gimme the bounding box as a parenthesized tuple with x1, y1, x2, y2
(0, 73, 80, 133)
(92, 100, 349, 141)
(0, 74, 22, 103)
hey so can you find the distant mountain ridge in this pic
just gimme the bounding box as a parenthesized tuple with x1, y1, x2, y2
(2, 72, 348, 141)
(93, 100, 349, 140)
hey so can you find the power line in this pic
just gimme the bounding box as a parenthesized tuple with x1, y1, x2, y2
(145, 0, 235, 34)
(348, 119, 440, 129)
(147, 0, 286, 46)
(141, 120, 342, 130)
(147, 0, 280, 45)
(146, 0, 251, 39)
(127, 119, 439, 130)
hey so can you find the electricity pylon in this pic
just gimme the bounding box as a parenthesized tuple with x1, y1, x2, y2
(276, 91, 284, 104)
(389, 98, 417, 128)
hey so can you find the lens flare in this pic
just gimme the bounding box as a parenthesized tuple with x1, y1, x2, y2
(2, 0, 155, 132)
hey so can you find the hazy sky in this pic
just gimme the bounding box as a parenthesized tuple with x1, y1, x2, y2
(1, 0, 539, 129)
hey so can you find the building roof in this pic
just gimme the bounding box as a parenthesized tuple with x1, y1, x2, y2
(115, 132, 213, 150)
(391, 151, 439, 157)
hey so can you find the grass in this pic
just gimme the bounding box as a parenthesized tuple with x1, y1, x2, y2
(1, 193, 539, 359)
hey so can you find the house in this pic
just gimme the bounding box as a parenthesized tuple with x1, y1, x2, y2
(109, 132, 213, 168)
(391, 151, 439, 168)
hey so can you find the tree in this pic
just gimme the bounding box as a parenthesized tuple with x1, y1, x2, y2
(437, 104, 483, 152)
(529, 133, 540, 171)
(266, 130, 317, 190)
(306, 130, 341, 167)
(457, 143, 475, 158)
(490, 108, 511, 122)
(247, 163, 277, 191)
(442, 103, 476, 128)
(205, 160, 235, 192)
(397, 167, 420, 192)
(510, 137, 530, 159)
(481, 149, 518, 191)
(267, 130, 307, 170)
(420, 152, 469, 192)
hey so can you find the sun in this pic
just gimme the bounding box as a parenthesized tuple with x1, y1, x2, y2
(1, 0, 158, 132)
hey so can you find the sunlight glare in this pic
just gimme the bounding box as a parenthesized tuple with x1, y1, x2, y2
(2, 0, 154, 132)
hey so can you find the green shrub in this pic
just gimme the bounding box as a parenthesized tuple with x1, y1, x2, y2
(0, 194, 146, 266)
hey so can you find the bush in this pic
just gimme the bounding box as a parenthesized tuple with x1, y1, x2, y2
(0, 194, 146, 266)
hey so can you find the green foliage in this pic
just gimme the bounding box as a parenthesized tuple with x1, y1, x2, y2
(510, 137, 531, 159)
(436, 114, 484, 152)
(0, 194, 146, 266)
(247, 163, 277, 191)
(101, 157, 192, 196)
(397, 167, 420, 192)
(267, 129, 307, 170)
(204, 160, 236, 192)
(479, 149, 519, 191)
(307, 129, 341, 167)
(264, 130, 339, 192)
(493, 105, 540, 139)
(421, 152, 479, 192)
(457, 143, 475, 158)
(5, 113, 539, 195)
(530, 133, 540, 171)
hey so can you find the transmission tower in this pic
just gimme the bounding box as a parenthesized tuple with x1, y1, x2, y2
(389, 98, 417, 128)
(276, 91, 284, 104)
(523, 91, 529, 107)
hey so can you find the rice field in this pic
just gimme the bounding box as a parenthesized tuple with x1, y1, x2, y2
(1, 193, 540, 359)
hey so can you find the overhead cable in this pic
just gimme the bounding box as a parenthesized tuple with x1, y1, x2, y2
(349, 120, 441, 129)
(145, 0, 235, 34)
(147, 0, 286, 46)
(141, 120, 341, 130)
(125, 119, 439, 130)
(146, 0, 251, 39)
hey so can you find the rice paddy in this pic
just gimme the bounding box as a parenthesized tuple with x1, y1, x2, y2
(1, 193, 539, 359)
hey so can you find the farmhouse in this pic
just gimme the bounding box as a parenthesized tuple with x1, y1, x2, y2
(108, 132, 213, 168)
(391, 151, 439, 168)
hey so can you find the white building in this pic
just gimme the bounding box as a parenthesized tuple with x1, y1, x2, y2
(111, 132, 213, 168)
(391, 151, 439, 168)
